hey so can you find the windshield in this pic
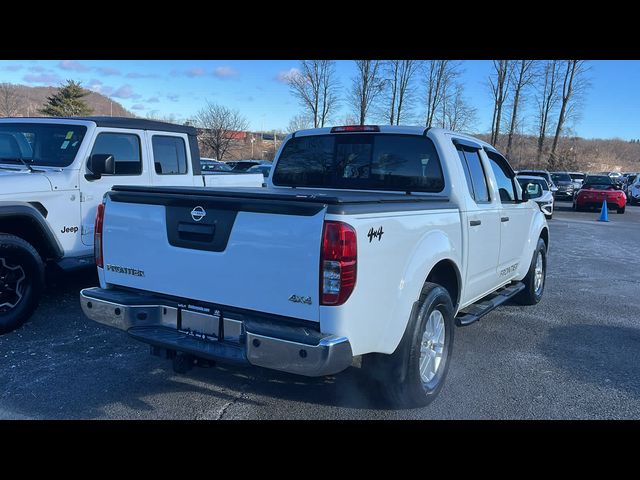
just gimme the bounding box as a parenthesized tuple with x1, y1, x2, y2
(569, 173, 585, 181)
(0, 123, 87, 168)
(273, 134, 445, 193)
(517, 178, 547, 198)
(233, 162, 260, 172)
(551, 172, 571, 183)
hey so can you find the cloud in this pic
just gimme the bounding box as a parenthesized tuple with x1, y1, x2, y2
(146, 97, 160, 103)
(58, 60, 91, 72)
(186, 68, 205, 77)
(111, 84, 140, 99)
(213, 66, 238, 79)
(85, 79, 114, 96)
(275, 68, 299, 83)
(0, 65, 23, 72)
(28, 65, 47, 73)
(126, 72, 158, 79)
(131, 104, 146, 110)
(22, 73, 61, 85)
(97, 66, 121, 76)
(167, 94, 179, 102)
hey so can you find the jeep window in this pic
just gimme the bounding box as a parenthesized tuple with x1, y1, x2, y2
(273, 134, 445, 193)
(486, 150, 516, 203)
(152, 135, 188, 175)
(91, 132, 142, 175)
(0, 123, 87, 167)
(455, 146, 490, 203)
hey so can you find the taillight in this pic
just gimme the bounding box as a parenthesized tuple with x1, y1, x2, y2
(320, 221, 357, 306)
(330, 125, 380, 133)
(94, 203, 105, 268)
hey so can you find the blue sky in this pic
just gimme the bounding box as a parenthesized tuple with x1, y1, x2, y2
(1, 59, 638, 140)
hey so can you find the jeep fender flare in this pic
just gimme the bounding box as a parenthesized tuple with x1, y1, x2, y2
(0, 202, 64, 261)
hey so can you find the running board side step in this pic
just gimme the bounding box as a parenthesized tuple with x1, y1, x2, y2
(455, 282, 525, 327)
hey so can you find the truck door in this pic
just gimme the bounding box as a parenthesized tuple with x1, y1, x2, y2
(454, 141, 501, 302)
(146, 131, 196, 187)
(484, 149, 532, 278)
(79, 129, 151, 246)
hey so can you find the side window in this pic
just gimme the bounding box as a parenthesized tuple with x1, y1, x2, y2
(456, 146, 490, 203)
(91, 132, 142, 175)
(152, 135, 188, 175)
(486, 150, 516, 203)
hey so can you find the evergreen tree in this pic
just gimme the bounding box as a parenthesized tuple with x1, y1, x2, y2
(39, 80, 93, 116)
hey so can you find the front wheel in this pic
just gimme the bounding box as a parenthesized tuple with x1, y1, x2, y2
(361, 282, 454, 408)
(0, 234, 44, 334)
(515, 237, 547, 306)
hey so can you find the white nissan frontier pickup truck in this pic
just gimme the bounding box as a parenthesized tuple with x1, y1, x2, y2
(80, 125, 549, 407)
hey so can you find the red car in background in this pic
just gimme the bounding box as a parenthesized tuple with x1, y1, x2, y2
(573, 174, 626, 214)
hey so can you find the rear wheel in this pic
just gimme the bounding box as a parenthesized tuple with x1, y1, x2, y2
(361, 282, 454, 408)
(0, 234, 45, 334)
(515, 237, 547, 306)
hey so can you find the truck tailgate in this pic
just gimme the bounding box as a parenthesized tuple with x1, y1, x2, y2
(101, 188, 326, 321)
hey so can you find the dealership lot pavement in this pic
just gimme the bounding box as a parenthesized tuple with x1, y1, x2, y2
(1, 203, 639, 419)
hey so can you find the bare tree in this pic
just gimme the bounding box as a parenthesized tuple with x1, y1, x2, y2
(383, 60, 420, 125)
(0, 83, 21, 117)
(349, 60, 385, 125)
(505, 60, 537, 158)
(424, 61, 460, 127)
(194, 101, 249, 162)
(286, 114, 312, 133)
(548, 60, 590, 167)
(488, 60, 512, 145)
(534, 60, 561, 164)
(288, 60, 340, 128)
(440, 83, 477, 133)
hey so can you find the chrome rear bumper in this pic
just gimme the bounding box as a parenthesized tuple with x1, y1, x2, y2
(80, 287, 352, 377)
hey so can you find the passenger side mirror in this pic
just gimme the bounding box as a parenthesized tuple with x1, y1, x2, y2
(86, 154, 115, 180)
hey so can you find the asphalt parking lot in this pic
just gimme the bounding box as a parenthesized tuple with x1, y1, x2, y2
(1, 202, 639, 419)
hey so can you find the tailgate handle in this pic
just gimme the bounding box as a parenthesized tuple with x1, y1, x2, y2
(178, 222, 215, 240)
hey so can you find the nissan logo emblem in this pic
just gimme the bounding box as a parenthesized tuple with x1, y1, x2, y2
(191, 206, 206, 222)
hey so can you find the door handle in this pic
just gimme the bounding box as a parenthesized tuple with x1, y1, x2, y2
(470, 220, 482, 226)
(501, 216, 510, 222)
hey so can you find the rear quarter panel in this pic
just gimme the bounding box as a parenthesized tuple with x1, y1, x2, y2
(320, 208, 462, 356)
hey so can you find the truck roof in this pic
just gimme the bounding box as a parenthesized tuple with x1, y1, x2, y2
(291, 125, 496, 149)
(0, 116, 197, 136)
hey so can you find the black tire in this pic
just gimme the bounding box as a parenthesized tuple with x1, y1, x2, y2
(361, 282, 454, 408)
(515, 237, 547, 306)
(0, 234, 45, 334)
(545, 213, 553, 220)
(617, 206, 625, 214)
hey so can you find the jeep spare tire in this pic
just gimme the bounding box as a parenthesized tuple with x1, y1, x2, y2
(0, 234, 44, 334)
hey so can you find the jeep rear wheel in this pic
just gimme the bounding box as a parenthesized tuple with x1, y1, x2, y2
(0, 234, 44, 334)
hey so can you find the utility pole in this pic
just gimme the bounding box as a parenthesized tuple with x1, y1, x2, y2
(110, 100, 113, 117)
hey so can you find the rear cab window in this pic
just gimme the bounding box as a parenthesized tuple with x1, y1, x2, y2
(272, 134, 445, 193)
(455, 145, 490, 203)
(152, 135, 188, 175)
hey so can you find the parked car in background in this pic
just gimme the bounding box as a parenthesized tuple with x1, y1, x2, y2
(200, 158, 232, 172)
(550, 172, 575, 201)
(517, 169, 557, 194)
(574, 174, 626, 213)
(231, 160, 271, 172)
(621, 173, 638, 200)
(247, 164, 272, 178)
(517, 175, 554, 219)
(568, 172, 586, 189)
(628, 175, 640, 205)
